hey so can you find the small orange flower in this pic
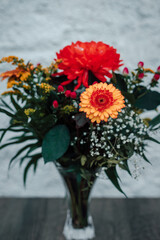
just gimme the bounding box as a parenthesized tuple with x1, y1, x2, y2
(0, 67, 30, 86)
(0, 67, 24, 81)
(79, 83, 125, 123)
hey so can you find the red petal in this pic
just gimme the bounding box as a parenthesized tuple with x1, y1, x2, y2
(93, 73, 107, 82)
(82, 70, 89, 87)
(74, 74, 83, 90)
(61, 78, 74, 85)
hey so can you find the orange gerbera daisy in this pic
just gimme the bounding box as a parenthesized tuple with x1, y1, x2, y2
(79, 82, 125, 123)
(54, 41, 123, 90)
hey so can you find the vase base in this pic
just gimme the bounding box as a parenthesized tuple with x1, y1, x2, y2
(63, 210, 95, 240)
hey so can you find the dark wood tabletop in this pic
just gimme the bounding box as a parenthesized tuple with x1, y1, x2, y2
(0, 198, 160, 240)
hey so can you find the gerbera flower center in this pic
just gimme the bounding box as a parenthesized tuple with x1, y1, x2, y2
(90, 89, 114, 111)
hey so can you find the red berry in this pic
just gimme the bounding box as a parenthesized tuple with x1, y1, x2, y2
(138, 73, 144, 79)
(157, 66, 160, 73)
(65, 90, 71, 97)
(123, 67, 129, 75)
(57, 85, 64, 92)
(52, 100, 58, 108)
(70, 91, 77, 99)
(153, 74, 160, 81)
(138, 61, 144, 68)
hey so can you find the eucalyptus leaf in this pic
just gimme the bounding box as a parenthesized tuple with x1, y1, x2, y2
(42, 124, 70, 163)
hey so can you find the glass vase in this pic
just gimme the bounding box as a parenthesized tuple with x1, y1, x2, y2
(56, 163, 98, 240)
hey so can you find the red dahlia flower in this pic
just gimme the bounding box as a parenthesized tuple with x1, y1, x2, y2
(54, 41, 123, 90)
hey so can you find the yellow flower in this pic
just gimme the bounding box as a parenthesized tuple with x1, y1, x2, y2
(20, 72, 31, 81)
(7, 80, 19, 88)
(22, 84, 31, 90)
(79, 82, 125, 123)
(45, 77, 51, 81)
(24, 108, 36, 116)
(39, 83, 55, 93)
(0, 67, 24, 81)
(0, 56, 19, 63)
(62, 105, 76, 114)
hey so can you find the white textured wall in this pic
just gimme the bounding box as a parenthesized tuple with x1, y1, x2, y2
(0, 0, 160, 197)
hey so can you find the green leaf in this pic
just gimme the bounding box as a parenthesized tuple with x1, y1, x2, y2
(0, 108, 14, 118)
(10, 95, 22, 112)
(122, 92, 135, 105)
(105, 166, 127, 197)
(81, 155, 87, 166)
(133, 86, 147, 99)
(42, 124, 70, 163)
(20, 144, 41, 166)
(114, 73, 127, 92)
(149, 114, 160, 129)
(145, 135, 160, 144)
(119, 161, 131, 176)
(0, 127, 30, 143)
(23, 153, 42, 185)
(0, 98, 14, 112)
(0, 135, 36, 150)
(134, 89, 160, 110)
(0, 126, 11, 143)
(8, 143, 38, 168)
(142, 153, 151, 164)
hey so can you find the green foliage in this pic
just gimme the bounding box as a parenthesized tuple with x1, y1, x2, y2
(0, 55, 160, 194)
(114, 73, 127, 92)
(105, 166, 127, 197)
(149, 114, 160, 129)
(42, 124, 70, 163)
(134, 89, 160, 110)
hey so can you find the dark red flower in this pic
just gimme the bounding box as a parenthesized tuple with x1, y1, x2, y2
(153, 74, 160, 81)
(70, 91, 77, 99)
(65, 90, 71, 97)
(53, 100, 58, 108)
(157, 66, 160, 73)
(123, 67, 129, 75)
(138, 61, 144, 68)
(54, 41, 123, 90)
(138, 73, 144, 79)
(57, 85, 64, 92)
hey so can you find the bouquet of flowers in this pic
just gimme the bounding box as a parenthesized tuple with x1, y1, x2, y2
(0, 41, 160, 239)
(0, 41, 160, 190)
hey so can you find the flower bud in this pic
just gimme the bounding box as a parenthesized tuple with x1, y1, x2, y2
(57, 85, 64, 92)
(138, 61, 144, 68)
(138, 73, 144, 79)
(157, 66, 160, 73)
(153, 74, 160, 81)
(52, 100, 58, 108)
(65, 90, 71, 97)
(123, 67, 129, 76)
(70, 91, 77, 99)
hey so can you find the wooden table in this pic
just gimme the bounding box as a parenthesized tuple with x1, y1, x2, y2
(0, 198, 160, 240)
